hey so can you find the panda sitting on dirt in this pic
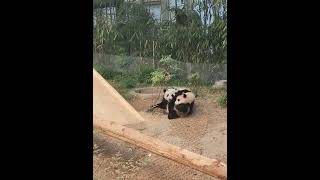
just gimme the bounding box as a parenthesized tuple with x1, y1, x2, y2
(167, 89, 196, 119)
(150, 87, 192, 114)
(150, 88, 177, 113)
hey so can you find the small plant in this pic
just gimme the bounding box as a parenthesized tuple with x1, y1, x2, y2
(117, 56, 133, 69)
(166, 78, 189, 86)
(113, 74, 138, 89)
(94, 64, 122, 80)
(119, 78, 137, 89)
(135, 65, 154, 84)
(188, 72, 201, 96)
(159, 55, 184, 79)
(150, 70, 166, 86)
(217, 90, 227, 108)
(119, 89, 136, 101)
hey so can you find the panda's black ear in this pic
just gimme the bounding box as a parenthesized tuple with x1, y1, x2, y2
(163, 89, 167, 93)
(183, 94, 187, 98)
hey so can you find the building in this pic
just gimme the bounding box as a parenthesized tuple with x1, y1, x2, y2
(126, 0, 187, 22)
(94, 0, 193, 26)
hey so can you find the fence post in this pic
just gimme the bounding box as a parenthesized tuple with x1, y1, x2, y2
(153, 40, 155, 68)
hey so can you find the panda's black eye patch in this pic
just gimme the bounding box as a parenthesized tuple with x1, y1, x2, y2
(167, 94, 169, 97)
(178, 99, 180, 101)
(171, 95, 174, 97)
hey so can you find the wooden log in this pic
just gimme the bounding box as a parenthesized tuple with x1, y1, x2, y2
(93, 118, 227, 180)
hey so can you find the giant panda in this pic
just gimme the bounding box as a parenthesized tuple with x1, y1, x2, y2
(150, 88, 191, 113)
(150, 88, 177, 111)
(167, 90, 195, 119)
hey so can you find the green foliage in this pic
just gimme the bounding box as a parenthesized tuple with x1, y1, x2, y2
(159, 55, 184, 78)
(188, 72, 201, 95)
(94, 2, 156, 55)
(114, 74, 138, 89)
(94, 0, 227, 64)
(93, 63, 122, 80)
(217, 90, 227, 108)
(93, 0, 227, 91)
(150, 70, 167, 86)
(114, 56, 133, 70)
(118, 78, 137, 89)
(135, 65, 154, 84)
(188, 72, 201, 86)
(95, 60, 155, 89)
(166, 78, 189, 86)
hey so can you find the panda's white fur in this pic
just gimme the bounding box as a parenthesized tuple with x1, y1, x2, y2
(163, 88, 177, 102)
(165, 88, 192, 113)
(173, 91, 195, 117)
(175, 92, 195, 106)
(163, 88, 177, 113)
(151, 87, 193, 115)
(150, 88, 177, 112)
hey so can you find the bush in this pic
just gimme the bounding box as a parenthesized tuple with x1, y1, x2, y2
(114, 74, 138, 89)
(119, 78, 137, 88)
(150, 70, 166, 86)
(94, 64, 122, 80)
(217, 91, 227, 108)
(159, 55, 184, 78)
(109, 80, 136, 101)
(135, 65, 154, 84)
(166, 78, 189, 86)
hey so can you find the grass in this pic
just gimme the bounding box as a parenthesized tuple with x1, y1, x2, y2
(217, 90, 227, 108)
(94, 62, 224, 102)
(108, 80, 136, 101)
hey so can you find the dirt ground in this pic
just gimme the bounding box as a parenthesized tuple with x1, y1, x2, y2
(93, 88, 227, 180)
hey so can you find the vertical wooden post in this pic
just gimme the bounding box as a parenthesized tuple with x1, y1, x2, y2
(152, 40, 155, 68)
(140, 40, 142, 61)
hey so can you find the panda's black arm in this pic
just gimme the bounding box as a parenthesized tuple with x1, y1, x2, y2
(151, 98, 167, 109)
(167, 100, 179, 119)
(168, 110, 179, 119)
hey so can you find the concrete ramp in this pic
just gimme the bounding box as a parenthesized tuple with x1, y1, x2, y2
(93, 68, 145, 125)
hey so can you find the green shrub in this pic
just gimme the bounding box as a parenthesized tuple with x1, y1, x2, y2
(135, 65, 154, 84)
(159, 55, 184, 78)
(113, 74, 138, 89)
(166, 78, 189, 86)
(119, 78, 137, 88)
(119, 89, 135, 101)
(188, 72, 201, 96)
(94, 64, 122, 80)
(217, 91, 227, 108)
(150, 70, 166, 86)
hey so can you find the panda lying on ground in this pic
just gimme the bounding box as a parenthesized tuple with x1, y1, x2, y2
(150, 88, 191, 113)
(167, 89, 196, 119)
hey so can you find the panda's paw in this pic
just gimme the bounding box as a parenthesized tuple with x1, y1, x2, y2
(168, 113, 179, 120)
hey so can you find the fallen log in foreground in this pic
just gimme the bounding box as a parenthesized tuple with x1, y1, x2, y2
(93, 118, 227, 180)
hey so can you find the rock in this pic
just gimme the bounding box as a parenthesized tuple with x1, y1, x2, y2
(214, 80, 227, 87)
